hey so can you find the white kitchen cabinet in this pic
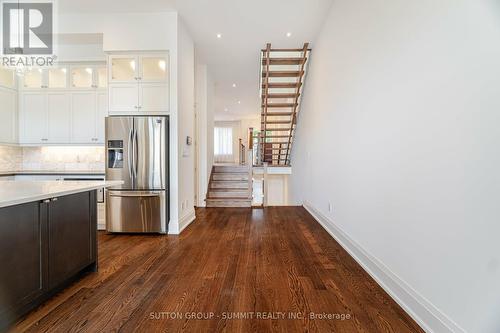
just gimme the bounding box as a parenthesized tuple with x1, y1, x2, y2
(109, 83, 137, 112)
(108, 53, 168, 114)
(23, 66, 69, 90)
(109, 56, 137, 83)
(70, 91, 107, 144)
(96, 92, 107, 142)
(71, 92, 96, 143)
(23, 68, 45, 89)
(0, 87, 17, 143)
(47, 93, 71, 143)
(48, 67, 69, 89)
(139, 83, 168, 112)
(0, 66, 16, 89)
(22, 93, 48, 144)
(70, 65, 107, 89)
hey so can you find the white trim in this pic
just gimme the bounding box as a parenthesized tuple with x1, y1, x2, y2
(177, 209, 196, 234)
(303, 201, 466, 333)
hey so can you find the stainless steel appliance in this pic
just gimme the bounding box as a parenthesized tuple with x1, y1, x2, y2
(105, 116, 169, 233)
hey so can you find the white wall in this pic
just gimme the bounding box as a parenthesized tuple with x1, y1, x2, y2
(195, 64, 215, 206)
(290, 1, 500, 332)
(177, 19, 196, 232)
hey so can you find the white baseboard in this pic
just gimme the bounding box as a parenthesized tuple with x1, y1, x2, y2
(178, 209, 196, 234)
(303, 201, 465, 333)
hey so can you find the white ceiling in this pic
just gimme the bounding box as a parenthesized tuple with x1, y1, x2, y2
(59, 0, 333, 119)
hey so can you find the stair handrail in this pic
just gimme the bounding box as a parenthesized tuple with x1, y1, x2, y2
(285, 42, 309, 165)
(261, 43, 272, 165)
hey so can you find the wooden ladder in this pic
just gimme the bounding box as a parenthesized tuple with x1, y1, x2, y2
(259, 43, 311, 166)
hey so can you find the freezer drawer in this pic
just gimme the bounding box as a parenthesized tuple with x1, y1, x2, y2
(106, 190, 167, 233)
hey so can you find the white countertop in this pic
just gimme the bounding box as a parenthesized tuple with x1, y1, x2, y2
(0, 181, 123, 209)
(0, 170, 105, 176)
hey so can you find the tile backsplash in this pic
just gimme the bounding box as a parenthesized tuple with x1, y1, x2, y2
(0, 146, 23, 171)
(0, 145, 105, 172)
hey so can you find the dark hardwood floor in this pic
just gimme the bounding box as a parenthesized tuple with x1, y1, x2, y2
(12, 207, 423, 333)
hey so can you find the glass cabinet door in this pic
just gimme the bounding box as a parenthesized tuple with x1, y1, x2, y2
(48, 67, 68, 88)
(140, 56, 167, 82)
(0, 66, 15, 88)
(110, 57, 137, 82)
(96, 67, 107, 88)
(71, 67, 93, 88)
(23, 68, 44, 88)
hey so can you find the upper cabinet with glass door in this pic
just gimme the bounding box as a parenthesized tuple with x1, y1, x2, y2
(109, 56, 138, 83)
(140, 56, 168, 82)
(71, 65, 107, 89)
(0, 66, 16, 89)
(109, 54, 168, 83)
(22, 66, 69, 89)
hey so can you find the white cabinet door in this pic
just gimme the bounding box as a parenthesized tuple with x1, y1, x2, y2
(0, 88, 17, 143)
(139, 55, 168, 83)
(109, 55, 138, 83)
(22, 93, 48, 143)
(109, 83, 138, 112)
(71, 92, 96, 143)
(139, 83, 168, 112)
(47, 93, 71, 143)
(0, 89, 16, 143)
(96, 92, 108, 143)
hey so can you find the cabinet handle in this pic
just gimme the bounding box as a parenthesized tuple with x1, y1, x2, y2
(138, 106, 142, 109)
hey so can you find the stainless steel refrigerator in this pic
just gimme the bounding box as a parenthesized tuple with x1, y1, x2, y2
(105, 116, 169, 233)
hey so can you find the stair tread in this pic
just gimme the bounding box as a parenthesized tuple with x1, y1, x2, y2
(261, 58, 307, 65)
(261, 112, 293, 116)
(262, 82, 302, 88)
(262, 93, 299, 98)
(262, 71, 304, 77)
(262, 103, 298, 108)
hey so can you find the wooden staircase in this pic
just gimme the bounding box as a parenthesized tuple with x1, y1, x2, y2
(205, 164, 252, 207)
(259, 43, 311, 166)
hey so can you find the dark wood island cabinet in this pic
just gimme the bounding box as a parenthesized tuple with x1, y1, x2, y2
(0, 190, 97, 330)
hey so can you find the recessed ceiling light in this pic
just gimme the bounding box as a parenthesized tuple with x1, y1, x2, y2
(286, 32, 292, 37)
(232, 83, 236, 88)
(224, 108, 228, 112)
(237, 101, 241, 105)
(216, 33, 222, 39)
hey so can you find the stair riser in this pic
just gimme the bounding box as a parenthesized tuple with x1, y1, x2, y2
(206, 200, 252, 208)
(213, 166, 248, 173)
(209, 191, 250, 198)
(211, 182, 248, 189)
(212, 174, 248, 181)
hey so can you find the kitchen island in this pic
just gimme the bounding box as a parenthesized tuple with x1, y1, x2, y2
(0, 181, 121, 330)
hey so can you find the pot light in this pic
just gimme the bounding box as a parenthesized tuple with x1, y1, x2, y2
(286, 32, 292, 37)
(232, 83, 236, 88)
(237, 101, 241, 105)
(224, 108, 228, 112)
(216, 33, 222, 39)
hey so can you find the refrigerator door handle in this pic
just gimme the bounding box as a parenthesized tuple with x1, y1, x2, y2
(133, 127, 139, 180)
(127, 127, 134, 185)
